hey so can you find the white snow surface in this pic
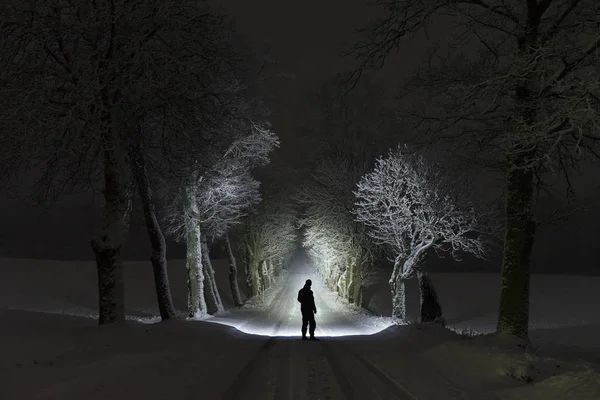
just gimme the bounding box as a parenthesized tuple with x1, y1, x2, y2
(208, 262, 395, 337)
(1, 256, 600, 399)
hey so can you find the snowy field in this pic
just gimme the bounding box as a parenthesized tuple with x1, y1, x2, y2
(1, 257, 600, 399)
(366, 271, 600, 358)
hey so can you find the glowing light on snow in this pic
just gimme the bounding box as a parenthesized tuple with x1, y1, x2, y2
(207, 265, 395, 338)
(206, 320, 391, 337)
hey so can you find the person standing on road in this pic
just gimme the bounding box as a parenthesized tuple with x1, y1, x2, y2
(297, 279, 318, 340)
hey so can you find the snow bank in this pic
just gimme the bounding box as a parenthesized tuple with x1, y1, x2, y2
(0, 308, 265, 400)
(366, 271, 600, 350)
(417, 330, 600, 399)
(497, 369, 600, 400)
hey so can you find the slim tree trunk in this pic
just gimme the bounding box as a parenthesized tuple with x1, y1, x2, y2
(261, 260, 269, 290)
(202, 257, 218, 315)
(246, 243, 260, 296)
(202, 239, 223, 314)
(357, 285, 364, 308)
(184, 184, 207, 318)
(91, 141, 131, 325)
(417, 271, 443, 324)
(131, 137, 176, 320)
(247, 244, 261, 296)
(497, 163, 536, 338)
(225, 235, 243, 306)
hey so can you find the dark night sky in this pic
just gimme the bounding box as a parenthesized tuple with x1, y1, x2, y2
(1, 0, 599, 273)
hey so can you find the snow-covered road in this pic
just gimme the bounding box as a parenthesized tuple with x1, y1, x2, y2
(206, 262, 501, 400)
(208, 261, 393, 338)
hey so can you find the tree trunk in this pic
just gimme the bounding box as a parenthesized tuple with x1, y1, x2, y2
(184, 185, 207, 318)
(91, 139, 131, 325)
(226, 235, 243, 306)
(497, 163, 536, 338)
(348, 258, 362, 304)
(246, 243, 261, 296)
(389, 258, 407, 320)
(495, 2, 541, 340)
(269, 259, 275, 285)
(417, 271, 443, 324)
(357, 285, 364, 308)
(130, 138, 176, 321)
(390, 275, 407, 321)
(261, 260, 269, 290)
(202, 239, 223, 314)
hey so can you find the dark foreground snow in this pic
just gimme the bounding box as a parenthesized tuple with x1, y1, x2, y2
(1, 257, 600, 399)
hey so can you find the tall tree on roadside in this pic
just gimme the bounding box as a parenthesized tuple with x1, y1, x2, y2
(163, 125, 278, 317)
(296, 76, 395, 305)
(242, 191, 297, 297)
(0, 0, 240, 324)
(354, 146, 493, 322)
(348, 0, 600, 339)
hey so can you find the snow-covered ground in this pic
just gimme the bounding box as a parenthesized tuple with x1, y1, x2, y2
(366, 271, 600, 358)
(1, 257, 600, 399)
(208, 261, 394, 337)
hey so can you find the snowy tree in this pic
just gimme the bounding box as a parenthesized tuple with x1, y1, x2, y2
(354, 146, 492, 322)
(297, 158, 375, 305)
(0, 0, 239, 324)
(164, 124, 279, 317)
(294, 77, 398, 305)
(348, 0, 600, 338)
(241, 192, 297, 296)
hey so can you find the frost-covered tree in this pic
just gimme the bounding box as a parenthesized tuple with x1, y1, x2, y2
(241, 192, 297, 296)
(297, 158, 375, 305)
(295, 77, 395, 305)
(0, 0, 237, 324)
(348, 0, 600, 339)
(354, 147, 491, 322)
(164, 125, 278, 317)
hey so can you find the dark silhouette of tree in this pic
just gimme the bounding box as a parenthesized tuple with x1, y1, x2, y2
(347, 0, 600, 339)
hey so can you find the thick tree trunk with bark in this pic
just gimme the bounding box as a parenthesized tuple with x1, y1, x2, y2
(497, 163, 536, 338)
(226, 235, 243, 306)
(91, 141, 131, 325)
(184, 185, 207, 318)
(131, 139, 176, 320)
(390, 276, 407, 321)
(417, 271, 443, 324)
(497, 7, 541, 339)
(202, 239, 223, 314)
(389, 259, 407, 320)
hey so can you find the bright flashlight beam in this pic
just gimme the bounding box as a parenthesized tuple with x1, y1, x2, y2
(207, 264, 394, 338)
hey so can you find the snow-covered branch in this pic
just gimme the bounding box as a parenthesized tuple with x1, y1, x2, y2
(354, 146, 495, 319)
(355, 146, 492, 273)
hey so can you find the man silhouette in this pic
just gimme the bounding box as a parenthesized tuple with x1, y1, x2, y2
(297, 279, 317, 340)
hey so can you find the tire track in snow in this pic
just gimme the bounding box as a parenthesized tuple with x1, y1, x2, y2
(338, 342, 417, 400)
(274, 338, 294, 399)
(310, 285, 416, 399)
(221, 336, 278, 400)
(320, 340, 417, 400)
(320, 341, 355, 399)
(268, 273, 292, 337)
(222, 275, 291, 400)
